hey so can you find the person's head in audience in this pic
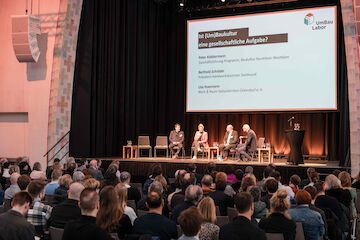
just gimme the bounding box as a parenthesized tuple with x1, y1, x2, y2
(324, 174, 341, 190)
(187, 163, 197, 174)
(109, 160, 120, 172)
(332, 169, 341, 178)
(79, 188, 100, 217)
(154, 175, 168, 192)
(174, 169, 187, 189)
(18, 161, 31, 175)
(27, 180, 46, 200)
(338, 171, 352, 188)
(313, 181, 325, 198)
(304, 186, 316, 204)
(146, 191, 163, 214)
(120, 171, 131, 185)
(268, 163, 276, 170)
(9, 172, 20, 186)
(32, 162, 42, 171)
(66, 162, 77, 175)
(206, 163, 216, 176)
(185, 185, 203, 206)
(306, 168, 316, 181)
(181, 173, 196, 191)
(263, 166, 275, 180)
(114, 182, 128, 210)
(234, 169, 244, 182)
(215, 172, 227, 191)
(149, 163, 162, 178)
(148, 181, 164, 196)
(59, 174, 73, 189)
(53, 158, 61, 165)
(198, 123, 204, 133)
(82, 169, 92, 179)
(17, 174, 31, 190)
(9, 165, 20, 175)
(198, 197, 216, 224)
(103, 164, 118, 185)
(89, 159, 98, 169)
(175, 123, 181, 132)
(289, 174, 301, 188)
(295, 190, 312, 205)
(225, 165, 234, 176)
(241, 175, 256, 192)
(83, 178, 101, 191)
(11, 191, 33, 216)
(201, 175, 213, 189)
(264, 178, 279, 194)
(270, 189, 291, 219)
(244, 166, 253, 176)
(96, 186, 123, 232)
(242, 124, 251, 133)
(248, 186, 261, 202)
(354, 171, 360, 182)
(51, 169, 62, 182)
(73, 171, 85, 183)
(234, 192, 254, 220)
(270, 171, 281, 183)
(68, 182, 85, 201)
(178, 207, 203, 238)
(52, 162, 63, 171)
(309, 171, 319, 184)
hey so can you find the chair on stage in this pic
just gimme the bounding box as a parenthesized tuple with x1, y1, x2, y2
(154, 136, 169, 158)
(190, 146, 209, 159)
(137, 136, 152, 157)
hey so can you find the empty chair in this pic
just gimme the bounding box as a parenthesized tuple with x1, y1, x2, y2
(266, 233, 284, 240)
(216, 216, 230, 228)
(50, 226, 64, 240)
(137, 210, 149, 218)
(137, 136, 152, 157)
(295, 222, 305, 240)
(154, 136, 169, 158)
(227, 207, 239, 221)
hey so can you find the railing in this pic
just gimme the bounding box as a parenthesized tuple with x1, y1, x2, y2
(44, 130, 70, 164)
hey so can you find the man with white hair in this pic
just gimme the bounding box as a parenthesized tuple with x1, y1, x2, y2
(219, 124, 239, 161)
(235, 124, 257, 161)
(88, 159, 103, 181)
(4, 172, 21, 200)
(49, 182, 85, 228)
(120, 171, 141, 204)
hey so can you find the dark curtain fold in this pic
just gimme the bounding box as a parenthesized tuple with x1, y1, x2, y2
(70, 0, 349, 166)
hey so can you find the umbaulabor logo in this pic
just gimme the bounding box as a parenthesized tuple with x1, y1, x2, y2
(304, 13, 314, 25)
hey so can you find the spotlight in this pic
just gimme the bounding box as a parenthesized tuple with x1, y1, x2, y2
(221, 0, 226, 2)
(179, 0, 185, 7)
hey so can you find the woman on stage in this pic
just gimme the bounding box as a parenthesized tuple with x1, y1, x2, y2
(192, 123, 209, 160)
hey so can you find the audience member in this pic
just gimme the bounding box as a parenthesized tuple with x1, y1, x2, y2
(54, 174, 73, 204)
(231, 168, 244, 192)
(351, 170, 360, 189)
(259, 189, 296, 240)
(219, 192, 266, 240)
(120, 171, 142, 204)
(271, 170, 295, 200)
(101, 164, 119, 188)
(46, 158, 61, 179)
(49, 182, 84, 228)
(62, 188, 110, 240)
(88, 159, 104, 181)
(249, 186, 266, 219)
(17, 174, 31, 190)
(169, 173, 195, 210)
(299, 168, 316, 189)
(332, 169, 341, 178)
(137, 181, 169, 217)
(178, 207, 203, 240)
(187, 163, 203, 185)
(44, 168, 62, 196)
(201, 174, 215, 196)
(244, 166, 254, 176)
(0, 191, 35, 240)
(29, 162, 46, 180)
(64, 162, 77, 176)
(172, 185, 203, 223)
(289, 174, 301, 195)
(225, 165, 236, 184)
(324, 174, 352, 212)
(83, 177, 101, 191)
(154, 175, 169, 197)
(73, 171, 85, 183)
(240, 174, 256, 192)
(197, 197, 220, 240)
(115, 182, 138, 224)
(257, 166, 274, 192)
(143, 163, 163, 194)
(4, 172, 20, 200)
(76, 158, 88, 172)
(205, 163, 217, 180)
(261, 178, 278, 209)
(133, 191, 177, 240)
(338, 171, 357, 219)
(18, 161, 32, 176)
(209, 172, 234, 216)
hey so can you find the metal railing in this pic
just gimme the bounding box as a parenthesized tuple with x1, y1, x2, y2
(44, 130, 70, 163)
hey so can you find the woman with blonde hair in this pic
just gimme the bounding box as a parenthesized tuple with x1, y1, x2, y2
(338, 171, 357, 219)
(115, 182, 137, 224)
(259, 189, 296, 240)
(54, 174, 73, 204)
(154, 175, 168, 196)
(83, 177, 100, 191)
(192, 123, 209, 160)
(197, 197, 219, 240)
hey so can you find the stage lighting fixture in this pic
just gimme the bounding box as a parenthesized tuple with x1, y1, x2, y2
(179, 0, 185, 7)
(221, 0, 226, 2)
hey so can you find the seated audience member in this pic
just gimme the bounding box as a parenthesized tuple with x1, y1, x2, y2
(261, 178, 279, 209)
(44, 169, 62, 196)
(259, 189, 296, 240)
(27, 180, 53, 237)
(62, 188, 110, 240)
(49, 182, 84, 228)
(88, 159, 104, 181)
(338, 171, 357, 219)
(235, 124, 257, 161)
(76, 158, 88, 172)
(170, 173, 195, 210)
(169, 123, 185, 159)
(178, 207, 203, 240)
(187, 163, 203, 185)
(154, 175, 169, 197)
(120, 171, 141, 204)
(72, 171, 85, 183)
(192, 123, 209, 160)
(332, 169, 341, 178)
(324, 174, 352, 212)
(299, 168, 316, 189)
(231, 168, 244, 192)
(97, 186, 132, 239)
(137, 181, 169, 217)
(115, 182, 138, 224)
(54, 174, 73, 204)
(143, 163, 163, 194)
(18, 161, 32, 176)
(351, 170, 360, 189)
(46, 158, 61, 179)
(101, 165, 119, 188)
(4, 172, 20, 201)
(249, 186, 266, 219)
(198, 197, 220, 240)
(244, 166, 254, 177)
(169, 169, 187, 193)
(17, 174, 31, 190)
(270, 171, 295, 200)
(201, 174, 215, 196)
(83, 177, 101, 191)
(172, 185, 203, 223)
(209, 172, 234, 216)
(219, 125, 239, 161)
(133, 191, 177, 240)
(289, 190, 325, 240)
(0, 191, 35, 240)
(205, 163, 217, 180)
(30, 162, 46, 180)
(289, 174, 301, 195)
(64, 162, 77, 177)
(257, 166, 275, 192)
(240, 174, 256, 192)
(219, 192, 266, 240)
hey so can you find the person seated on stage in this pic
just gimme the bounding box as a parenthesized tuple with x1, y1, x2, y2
(219, 124, 238, 161)
(169, 123, 185, 159)
(192, 123, 209, 160)
(235, 124, 257, 161)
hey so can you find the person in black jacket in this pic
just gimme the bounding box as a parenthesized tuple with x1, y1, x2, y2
(220, 192, 266, 240)
(259, 189, 296, 240)
(120, 171, 141, 204)
(209, 172, 234, 216)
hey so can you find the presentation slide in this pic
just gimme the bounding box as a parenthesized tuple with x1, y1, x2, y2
(186, 6, 337, 112)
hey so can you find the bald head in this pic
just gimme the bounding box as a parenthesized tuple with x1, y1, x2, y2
(89, 160, 98, 168)
(68, 182, 85, 201)
(226, 125, 233, 132)
(242, 124, 250, 133)
(185, 185, 203, 204)
(10, 172, 20, 185)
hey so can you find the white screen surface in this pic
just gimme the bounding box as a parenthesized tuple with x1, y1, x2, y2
(186, 6, 337, 112)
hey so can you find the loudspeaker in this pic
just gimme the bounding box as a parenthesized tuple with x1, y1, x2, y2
(11, 15, 41, 62)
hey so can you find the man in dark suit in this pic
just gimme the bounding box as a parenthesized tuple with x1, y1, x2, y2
(219, 192, 266, 240)
(88, 159, 104, 181)
(235, 124, 257, 161)
(169, 123, 185, 159)
(219, 124, 239, 160)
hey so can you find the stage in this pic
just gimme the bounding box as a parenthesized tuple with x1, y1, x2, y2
(100, 157, 349, 184)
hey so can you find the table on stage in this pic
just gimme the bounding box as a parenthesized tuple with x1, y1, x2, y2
(285, 130, 305, 165)
(208, 146, 219, 160)
(122, 145, 138, 159)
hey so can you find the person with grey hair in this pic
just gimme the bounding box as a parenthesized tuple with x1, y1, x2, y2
(324, 174, 352, 211)
(201, 174, 215, 196)
(73, 171, 85, 183)
(171, 185, 203, 223)
(120, 171, 141, 204)
(88, 159, 104, 181)
(235, 124, 257, 161)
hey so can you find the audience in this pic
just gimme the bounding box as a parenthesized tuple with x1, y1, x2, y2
(17, 174, 31, 190)
(299, 168, 316, 189)
(219, 192, 266, 240)
(49, 182, 85, 228)
(88, 159, 104, 181)
(0, 191, 35, 240)
(289, 174, 301, 195)
(143, 163, 163, 194)
(261, 178, 279, 209)
(249, 186, 266, 219)
(29, 162, 46, 180)
(169, 173, 195, 210)
(259, 189, 296, 240)
(101, 164, 119, 188)
(351, 170, 360, 189)
(197, 197, 220, 240)
(73, 171, 85, 183)
(46, 158, 61, 179)
(120, 171, 142, 204)
(231, 168, 244, 192)
(172, 185, 203, 223)
(324, 174, 352, 213)
(115, 182, 138, 224)
(209, 172, 234, 216)
(83, 178, 101, 191)
(240, 174, 256, 192)
(62, 188, 110, 240)
(178, 207, 203, 240)
(53, 174, 73, 204)
(338, 171, 357, 219)
(201, 174, 215, 196)
(4, 172, 20, 201)
(44, 168, 62, 196)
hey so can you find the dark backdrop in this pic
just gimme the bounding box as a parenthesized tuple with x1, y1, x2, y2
(70, 0, 349, 166)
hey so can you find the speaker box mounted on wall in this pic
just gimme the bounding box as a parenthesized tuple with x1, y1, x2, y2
(11, 15, 41, 62)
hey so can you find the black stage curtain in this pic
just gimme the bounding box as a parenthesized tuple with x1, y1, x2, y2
(70, 0, 349, 166)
